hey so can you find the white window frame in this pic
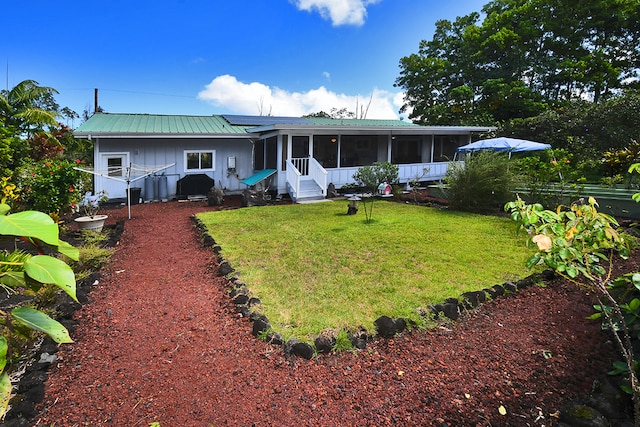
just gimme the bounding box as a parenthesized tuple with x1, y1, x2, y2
(184, 150, 215, 172)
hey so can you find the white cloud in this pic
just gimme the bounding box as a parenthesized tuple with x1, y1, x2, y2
(322, 71, 331, 80)
(290, 0, 381, 26)
(393, 91, 410, 118)
(197, 74, 404, 120)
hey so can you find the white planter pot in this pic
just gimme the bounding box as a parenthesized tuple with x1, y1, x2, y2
(74, 215, 108, 232)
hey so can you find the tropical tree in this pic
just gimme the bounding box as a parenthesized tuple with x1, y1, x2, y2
(502, 90, 640, 172)
(0, 80, 89, 215)
(0, 80, 59, 134)
(395, 0, 640, 125)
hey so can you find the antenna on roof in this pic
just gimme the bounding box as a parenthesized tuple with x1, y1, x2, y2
(94, 88, 99, 114)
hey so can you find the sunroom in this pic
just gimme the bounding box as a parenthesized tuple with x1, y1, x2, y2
(248, 119, 494, 202)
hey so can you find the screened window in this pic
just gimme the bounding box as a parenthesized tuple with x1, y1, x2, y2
(185, 150, 215, 172)
(433, 136, 465, 162)
(340, 135, 379, 167)
(266, 136, 278, 169)
(313, 135, 338, 168)
(254, 140, 265, 170)
(392, 136, 422, 164)
(253, 137, 278, 170)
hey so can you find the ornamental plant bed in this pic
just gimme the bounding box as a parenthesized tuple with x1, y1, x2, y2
(25, 198, 636, 426)
(0, 217, 123, 425)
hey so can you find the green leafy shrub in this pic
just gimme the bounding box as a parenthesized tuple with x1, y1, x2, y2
(602, 141, 640, 188)
(514, 148, 584, 208)
(445, 150, 514, 212)
(15, 158, 83, 215)
(72, 244, 113, 281)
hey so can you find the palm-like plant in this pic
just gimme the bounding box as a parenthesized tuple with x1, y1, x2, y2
(0, 80, 59, 134)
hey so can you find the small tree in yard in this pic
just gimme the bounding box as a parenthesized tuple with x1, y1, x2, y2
(352, 162, 399, 223)
(505, 196, 640, 425)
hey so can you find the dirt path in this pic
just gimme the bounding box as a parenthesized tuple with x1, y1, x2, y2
(33, 200, 624, 426)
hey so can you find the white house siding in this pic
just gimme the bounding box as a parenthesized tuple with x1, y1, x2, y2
(94, 137, 253, 199)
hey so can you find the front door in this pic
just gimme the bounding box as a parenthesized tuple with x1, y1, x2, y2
(98, 153, 129, 199)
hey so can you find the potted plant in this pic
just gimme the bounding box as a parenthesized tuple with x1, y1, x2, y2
(74, 190, 109, 232)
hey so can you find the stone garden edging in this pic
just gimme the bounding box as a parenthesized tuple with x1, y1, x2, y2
(193, 215, 557, 355)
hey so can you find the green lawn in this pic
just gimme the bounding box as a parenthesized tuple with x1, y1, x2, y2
(197, 200, 535, 340)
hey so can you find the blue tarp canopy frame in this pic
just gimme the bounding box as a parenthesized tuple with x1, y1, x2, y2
(240, 169, 277, 187)
(455, 137, 551, 153)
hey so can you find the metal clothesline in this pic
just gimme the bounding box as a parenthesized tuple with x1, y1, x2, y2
(74, 162, 175, 219)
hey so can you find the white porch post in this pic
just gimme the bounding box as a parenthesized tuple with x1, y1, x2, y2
(387, 134, 393, 162)
(277, 134, 285, 195)
(277, 134, 283, 170)
(430, 134, 435, 163)
(262, 138, 267, 169)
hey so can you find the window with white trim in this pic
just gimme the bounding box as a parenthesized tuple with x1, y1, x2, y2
(184, 150, 215, 172)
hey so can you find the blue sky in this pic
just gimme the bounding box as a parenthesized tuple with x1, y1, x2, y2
(3, 0, 487, 123)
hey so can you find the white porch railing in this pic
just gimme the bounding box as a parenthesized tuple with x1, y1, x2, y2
(308, 157, 328, 196)
(287, 157, 328, 198)
(285, 159, 302, 199)
(291, 157, 309, 176)
(397, 162, 451, 183)
(325, 161, 454, 188)
(283, 160, 455, 196)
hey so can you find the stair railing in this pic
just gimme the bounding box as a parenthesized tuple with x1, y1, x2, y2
(308, 157, 328, 197)
(286, 159, 302, 200)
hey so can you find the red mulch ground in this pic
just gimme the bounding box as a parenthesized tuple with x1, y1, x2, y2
(32, 197, 634, 426)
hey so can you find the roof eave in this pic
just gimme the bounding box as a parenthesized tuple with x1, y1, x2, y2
(248, 124, 496, 134)
(73, 132, 258, 139)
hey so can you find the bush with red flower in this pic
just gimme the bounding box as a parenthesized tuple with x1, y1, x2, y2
(15, 158, 84, 216)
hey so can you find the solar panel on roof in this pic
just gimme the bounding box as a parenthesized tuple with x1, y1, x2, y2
(222, 114, 312, 126)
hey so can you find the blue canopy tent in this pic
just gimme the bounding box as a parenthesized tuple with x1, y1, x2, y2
(455, 137, 551, 159)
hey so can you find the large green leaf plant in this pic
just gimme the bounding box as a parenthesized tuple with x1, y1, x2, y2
(0, 203, 78, 417)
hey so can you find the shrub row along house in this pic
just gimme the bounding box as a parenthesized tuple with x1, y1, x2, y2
(74, 113, 493, 202)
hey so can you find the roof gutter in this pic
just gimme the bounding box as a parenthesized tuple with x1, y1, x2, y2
(73, 132, 260, 139)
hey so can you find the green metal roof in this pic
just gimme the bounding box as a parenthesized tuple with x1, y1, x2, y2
(74, 113, 252, 135)
(74, 113, 493, 137)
